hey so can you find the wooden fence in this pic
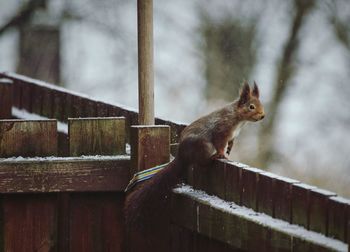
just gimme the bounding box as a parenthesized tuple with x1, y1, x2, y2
(0, 72, 349, 252)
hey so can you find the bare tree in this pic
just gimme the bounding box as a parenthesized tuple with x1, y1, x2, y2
(257, 0, 315, 168)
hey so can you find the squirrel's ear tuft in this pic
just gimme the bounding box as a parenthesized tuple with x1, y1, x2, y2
(252, 81, 259, 98)
(238, 81, 250, 106)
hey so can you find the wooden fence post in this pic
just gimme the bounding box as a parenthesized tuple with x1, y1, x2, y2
(137, 0, 154, 125)
(130, 125, 170, 175)
(0, 78, 13, 119)
(0, 119, 57, 157)
(68, 117, 126, 156)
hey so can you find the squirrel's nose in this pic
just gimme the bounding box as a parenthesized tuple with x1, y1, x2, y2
(260, 114, 265, 120)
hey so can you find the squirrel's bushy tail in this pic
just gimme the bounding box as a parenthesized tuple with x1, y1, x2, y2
(124, 157, 184, 232)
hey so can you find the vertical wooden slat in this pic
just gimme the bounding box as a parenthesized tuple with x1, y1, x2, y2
(309, 188, 336, 235)
(327, 196, 350, 242)
(291, 183, 316, 229)
(3, 194, 57, 251)
(0, 119, 57, 157)
(224, 162, 241, 205)
(69, 193, 124, 252)
(57, 193, 70, 252)
(0, 78, 13, 119)
(12, 79, 22, 108)
(130, 125, 170, 175)
(31, 85, 43, 115)
(273, 176, 299, 222)
(207, 161, 226, 199)
(257, 172, 278, 216)
(69, 117, 126, 156)
(21, 81, 33, 112)
(82, 99, 97, 118)
(42, 88, 53, 118)
(52, 90, 64, 121)
(96, 102, 109, 117)
(241, 167, 261, 211)
(171, 225, 194, 252)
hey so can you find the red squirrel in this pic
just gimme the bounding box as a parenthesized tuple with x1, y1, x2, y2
(124, 81, 264, 251)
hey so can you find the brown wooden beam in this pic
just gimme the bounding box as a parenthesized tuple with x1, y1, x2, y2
(0, 78, 13, 119)
(0, 157, 130, 193)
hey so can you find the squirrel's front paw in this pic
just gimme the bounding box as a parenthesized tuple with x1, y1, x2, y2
(211, 153, 227, 160)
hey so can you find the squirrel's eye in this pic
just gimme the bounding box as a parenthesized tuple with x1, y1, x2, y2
(249, 104, 256, 110)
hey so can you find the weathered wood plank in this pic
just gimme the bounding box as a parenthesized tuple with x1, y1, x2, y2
(69, 193, 124, 252)
(0, 119, 57, 157)
(0, 78, 13, 119)
(291, 183, 316, 229)
(273, 176, 299, 222)
(223, 161, 242, 205)
(328, 196, 350, 242)
(171, 225, 195, 252)
(3, 194, 57, 252)
(257, 171, 278, 216)
(69, 117, 126, 156)
(0, 157, 130, 193)
(172, 186, 347, 252)
(130, 125, 170, 174)
(309, 188, 336, 235)
(241, 167, 261, 211)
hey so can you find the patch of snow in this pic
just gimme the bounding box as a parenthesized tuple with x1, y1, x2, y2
(173, 185, 347, 252)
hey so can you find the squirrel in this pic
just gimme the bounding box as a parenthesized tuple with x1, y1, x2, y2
(124, 81, 265, 252)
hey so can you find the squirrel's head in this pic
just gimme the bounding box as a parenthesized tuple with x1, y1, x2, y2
(236, 81, 265, 122)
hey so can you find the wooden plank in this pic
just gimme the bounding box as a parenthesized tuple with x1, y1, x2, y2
(190, 161, 225, 198)
(41, 88, 53, 118)
(31, 85, 43, 115)
(57, 193, 70, 252)
(12, 78, 22, 108)
(96, 101, 110, 117)
(81, 98, 97, 118)
(0, 119, 57, 157)
(223, 161, 241, 204)
(207, 160, 226, 198)
(52, 90, 64, 121)
(171, 191, 197, 231)
(273, 176, 299, 222)
(21, 81, 33, 113)
(257, 171, 277, 216)
(69, 117, 126, 156)
(172, 187, 347, 252)
(0, 78, 13, 119)
(328, 196, 350, 242)
(69, 193, 124, 252)
(0, 157, 130, 193)
(130, 125, 170, 174)
(171, 225, 194, 252)
(241, 167, 261, 211)
(3, 194, 57, 252)
(291, 183, 316, 229)
(309, 188, 336, 235)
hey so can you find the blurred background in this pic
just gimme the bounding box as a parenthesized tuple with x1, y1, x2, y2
(0, 0, 349, 196)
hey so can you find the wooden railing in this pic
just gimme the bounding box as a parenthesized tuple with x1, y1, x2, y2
(0, 72, 349, 252)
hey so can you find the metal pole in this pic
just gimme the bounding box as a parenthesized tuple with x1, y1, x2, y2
(137, 0, 154, 125)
